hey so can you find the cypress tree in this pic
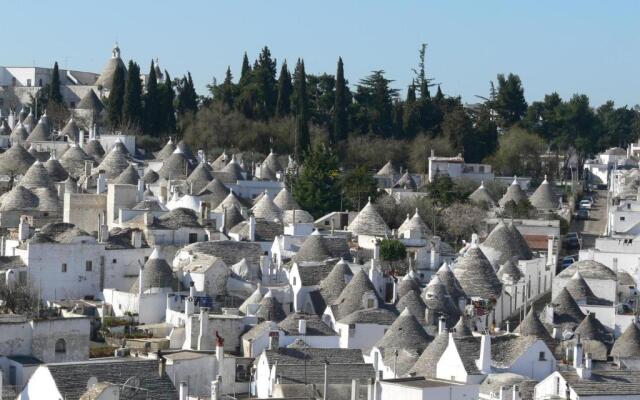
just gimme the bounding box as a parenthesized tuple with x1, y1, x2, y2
(275, 61, 292, 117)
(49, 62, 63, 104)
(220, 66, 235, 111)
(123, 61, 143, 130)
(254, 46, 277, 119)
(403, 82, 419, 138)
(294, 59, 310, 160)
(144, 60, 160, 135)
(159, 70, 176, 134)
(334, 57, 348, 142)
(239, 52, 252, 89)
(107, 64, 126, 128)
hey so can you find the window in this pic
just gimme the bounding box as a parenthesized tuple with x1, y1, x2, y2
(61, 263, 67, 273)
(55, 339, 66, 354)
(621, 216, 626, 221)
(188, 233, 198, 243)
(367, 298, 374, 308)
(38, 79, 43, 86)
(27, 79, 31, 87)
(70, 101, 75, 108)
(112, 259, 117, 264)
(292, 277, 297, 286)
(324, 221, 330, 226)
(479, 166, 485, 173)
(85, 261, 93, 271)
(539, 351, 546, 361)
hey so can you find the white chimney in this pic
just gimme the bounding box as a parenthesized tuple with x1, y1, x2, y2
(573, 334, 583, 369)
(477, 331, 492, 374)
(216, 332, 225, 379)
(431, 236, 441, 267)
(96, 172, 106, 194)
(505, 320, 510, 333)
(131, 230, 142, 248)
(18, 216, 30, 241)
(373, 239, 380, 260)
(249, 215, 256, 242)
(198, 307, 210, 350)
(137, 179, 145, 201)
(298, 318, 307, 335)
(260, 255, 271, 283)
(179, 381, 187, 400)
(185, 282, 195, 316)
(438, 315, 446, 335)
(512, 384, 521, 400)
(350, 379, 360, 400)
(268, 330, 280, 350)
(499, 386, 509, 400)
(210, 376, 222, 400)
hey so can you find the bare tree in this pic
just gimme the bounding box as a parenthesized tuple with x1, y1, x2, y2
(0, 280, 42, 317)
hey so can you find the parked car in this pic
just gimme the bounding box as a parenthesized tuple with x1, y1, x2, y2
(564, 232, 580, 249)
(579, 199, 592, 210)
(562, 256, 577, 269)
(576, 209, 589, 220)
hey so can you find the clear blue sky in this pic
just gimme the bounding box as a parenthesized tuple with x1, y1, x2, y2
(2, 0, 638, 106)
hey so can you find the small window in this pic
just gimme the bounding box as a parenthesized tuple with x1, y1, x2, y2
(55, 339, 66, 354)
(539, 351, 546, 361)
(324, 221, 330, 226)
(70, 101, 75, 108)
(112, 259, 117, 264)
(27, 79, 32, 87)
(85, 261, 93, 271)
(621, 216, 626, 221)
(38, 79, 43, 86)
(367, 298, 374, 308)
(144, 256, 149, 262)
(292, 277, 297, 286)
(61, 263, 67, 273)
(188, 233, 198, 243)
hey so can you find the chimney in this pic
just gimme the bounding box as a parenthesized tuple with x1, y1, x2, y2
(137, 179, 144, 201)
(438, 315, 446, 335)
(138, 263, 144, 295)
(512, 384, 521, 400)
(96, 172, 106, 194)
(323, 360, 329, 400)
(179, 381, 187, 400)
(197, 307, 210, 350)
(216, 331, 225, 379)
(260, 255, 271, 283)
(131, 230, 142, 248)
(298, 318, 307, 335)
(547, 235, 556, 266)
(268, 330, 280, 350)
(373, 239, 380, 260)
(18, 216, 30, 241)
(249, 215, 256, 242)
(505, 320, 511, 333)
(143, 212, 153, 226)
(573, 334, 583, 369)
(431, 236, 441, 267)
(425, 308, 435, 326)
(351, 379, 360, 400)
(498, 386, 509, 400)
(84, 160, 92, 177)
(79, 129, 85, 146)
(477, 331, 492, 374)
(219, 206, 227, 233)
(158, 355, 166, 377)
(210, 376, 222, 400)
(185, 281, 195, 316)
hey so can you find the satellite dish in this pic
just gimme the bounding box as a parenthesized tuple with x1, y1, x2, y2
(121, 376, 141, 399)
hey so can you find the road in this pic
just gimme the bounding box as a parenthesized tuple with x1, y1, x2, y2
(569, 189, 608, 249)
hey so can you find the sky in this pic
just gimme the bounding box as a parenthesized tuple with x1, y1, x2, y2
(1, 0, 639, 107)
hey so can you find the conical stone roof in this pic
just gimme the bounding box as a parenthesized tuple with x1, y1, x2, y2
(33, 187, 61, 211)
(497, 259, 524, 283)
(77, 89, 104, 112)
(294, 234, 331, 263)
(529, 176, 559, 211)
(20, 161, 54, 190)
(10, 123, 28, 145)
(469, 181, 496, 206)
(158, 149, 193, 180)
(435, 263, 465, 301)
(396, 290, 427, 325)
(251, 193, 282, 221)
(499, 177, 527, 207)
(423, 276, 461, 325)
(347, 200, 390, 237)
(333, 269, 380, 320)
(453, 315, 474, 337)
(95, 45, 127, 90)
(551, 288, 585, 328)
(95, 145, 130, 179)
(407, 332, 449, 378)
(0, 119, 9, 135)
(398, 209, 432, 238)
(480, 221, 533, 268)
(84, 139, 105, 160)
(397, 274, 420, 299)
(214, 190, 243, 213)
(376, 161, 397, 177)
(0, 144, 36, 175)
(197, 178, 228, 209)
(112, 164, 140, 185)
(394, 171, 417, 190)
(186, 163, 213, 194)
(59, 144, 94, 178)
(140, 248, 174, 292)
(141, 169, 159, 184)
(273, 187, 300, 210)
(259, 151, 282, 181)
(26, 118, 51, 143)
(218, 155, 245, 183)
(515, 308, 553, 341)
(44, 157, 69, 182)
(565, 272, 609, 305)
(574, 313, 610, 343)
(319, 259, 353, 307)
(453, 245, 503, 299)
(0, 185, 39, 211)
(155, 139, 176, 161)
(211, 151, 228, 171)
(22, 112, 35, 132)
(611, 323, 640, 358)
(61, 118, 80, 142)
(256, 291, 286, 322)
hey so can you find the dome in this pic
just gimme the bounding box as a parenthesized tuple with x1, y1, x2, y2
(95, 44, 127, 90)
(21, 160, 54, 190)
(0, 144, 36, 175)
